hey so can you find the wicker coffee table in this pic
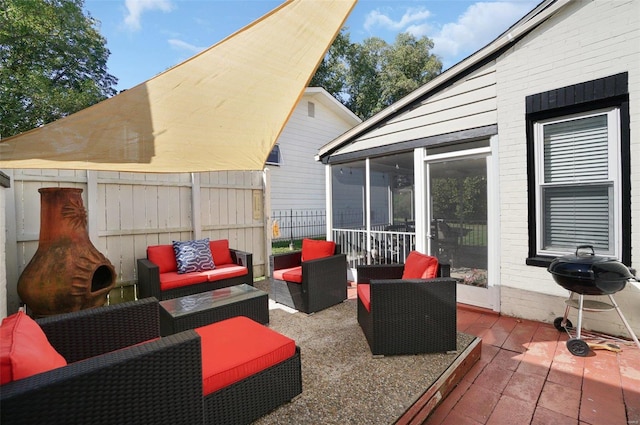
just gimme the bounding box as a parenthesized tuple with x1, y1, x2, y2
(159, 284, 269, 336)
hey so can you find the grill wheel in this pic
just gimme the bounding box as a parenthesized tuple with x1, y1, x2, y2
(553, 317, 573, 332)
(566, 338, 590, 357)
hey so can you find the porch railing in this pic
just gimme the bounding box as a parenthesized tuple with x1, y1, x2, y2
(332, 228, 416, 269)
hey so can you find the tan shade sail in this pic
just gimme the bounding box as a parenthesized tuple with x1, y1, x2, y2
(0, 0, 356, 173)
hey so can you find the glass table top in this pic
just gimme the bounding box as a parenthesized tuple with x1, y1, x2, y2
(159, 284, 266, 317)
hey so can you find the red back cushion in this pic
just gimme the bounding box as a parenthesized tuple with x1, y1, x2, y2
(209, 239, 233, 266)
(1, 312, 67, 385)
(401, 251, 439, 279)
(301, 239, 336, 262)
(147, 245, 178, 274)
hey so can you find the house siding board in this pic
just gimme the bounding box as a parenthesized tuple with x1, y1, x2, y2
(496, 0, 640, 332)
(269, 91, 358, 212)
(336, 63, 498, 156)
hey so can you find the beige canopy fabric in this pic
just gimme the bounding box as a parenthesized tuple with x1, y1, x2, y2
(0, 0, 356, 173)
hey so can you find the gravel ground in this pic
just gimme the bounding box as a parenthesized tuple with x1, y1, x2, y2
(253, 280, 475, 425)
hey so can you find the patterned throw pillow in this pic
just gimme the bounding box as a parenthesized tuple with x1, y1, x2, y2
(172, 238, 215, 274)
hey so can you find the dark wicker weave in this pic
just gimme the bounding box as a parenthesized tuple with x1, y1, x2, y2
(160, 286, 269, 336)
(137, 248, 254, 300)
(356, 262, 457, 356)
(269, 245, 347, 314)
(0, 298, 204, 425)
(203, 346, 302, 425)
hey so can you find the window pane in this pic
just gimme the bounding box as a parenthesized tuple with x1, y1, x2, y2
(266, 145, 281, 165)
(544, 114, 608, 183)
(542, 185, 612, 253)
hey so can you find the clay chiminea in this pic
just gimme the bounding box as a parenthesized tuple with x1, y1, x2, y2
(17, 187, 116, 317)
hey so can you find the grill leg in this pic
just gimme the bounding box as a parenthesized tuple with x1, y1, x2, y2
(576, 294, 584, 340)
(607, 294, 640, 350)
(561, 292, 574, 328)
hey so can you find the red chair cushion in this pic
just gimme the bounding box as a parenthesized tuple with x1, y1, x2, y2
(357, 284, 371, 312)
(209, 239, 234, 266)
(273, 266, 302, 283)
(301, 239, 335, 262)
(147, 245, 178, 274)
(0, 311, 67, 385)
(195, 316, 296, 395)
(402, 251, 439, 279)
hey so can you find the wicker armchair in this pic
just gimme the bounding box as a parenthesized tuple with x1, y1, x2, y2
(270, 240, 347, 314)
(1, 298, 204, 425)
(356, 254, 457, 356)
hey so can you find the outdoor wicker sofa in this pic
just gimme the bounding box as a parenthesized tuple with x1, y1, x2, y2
(356, 252, 457, 355)
(270, 239, 347, 314)
(1, 298, 203, 425)
(1, 298, 302, 425)
(137, 238, 253, 300)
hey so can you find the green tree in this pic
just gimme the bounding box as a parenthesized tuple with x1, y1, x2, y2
(309, 28, 351, 105)
(346, 37, 387, 119)
(311, 29, 442, 120)
(379, 33, 441, 109)
(0, 0, 117, 138)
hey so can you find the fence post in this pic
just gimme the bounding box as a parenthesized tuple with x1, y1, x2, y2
(289, 208, 294, 250)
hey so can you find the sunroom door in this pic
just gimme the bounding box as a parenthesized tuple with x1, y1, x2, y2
(425, 146, 497, 310)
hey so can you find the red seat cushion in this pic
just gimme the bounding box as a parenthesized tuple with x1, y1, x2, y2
(147, 245, 178, 274)
(159, 271, 209, 291)
(209, 239, 233, 266)
(273, 266, 302, 283)
(202, 264, 248, 282)
(195, 316, 296, 395)
(159, 265, 248, 291)
(301, 239, 336, 262)
(357, 284, 371, 312)
(401, 251, 439, 279)
(1, 312, 67, 385)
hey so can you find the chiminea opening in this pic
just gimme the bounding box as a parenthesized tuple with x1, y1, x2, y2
(93, 265, 116, 293)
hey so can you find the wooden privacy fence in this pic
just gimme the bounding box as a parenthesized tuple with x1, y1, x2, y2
(3, 169, 266, 314)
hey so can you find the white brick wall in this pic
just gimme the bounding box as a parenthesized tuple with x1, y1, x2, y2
(496, 0, 640, 336)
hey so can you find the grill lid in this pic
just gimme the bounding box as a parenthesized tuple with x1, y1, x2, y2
(548, 245, 634, 295)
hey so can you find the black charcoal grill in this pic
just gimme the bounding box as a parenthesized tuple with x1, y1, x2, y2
(548, 245, 640, 356)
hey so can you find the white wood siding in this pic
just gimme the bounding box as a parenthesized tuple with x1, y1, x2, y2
(496, 0, 640, 335)
(4, 169, 264, 315)
(268, 92, 359, 212)
(336, 64, 498, 155)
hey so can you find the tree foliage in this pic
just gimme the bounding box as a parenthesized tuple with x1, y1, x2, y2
(311, 28, 442, 120)
(0, 0, 117, 138)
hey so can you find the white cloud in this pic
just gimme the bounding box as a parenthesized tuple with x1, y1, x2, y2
(431, 2, 536, 67)
(124, 0, 174, 31)
(364, 7, 431, 32)
(360, 2, 536, 68)
(168, 39, 206, 54)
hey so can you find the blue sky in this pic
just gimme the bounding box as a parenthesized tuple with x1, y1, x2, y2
(84, 0, 538, 91)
